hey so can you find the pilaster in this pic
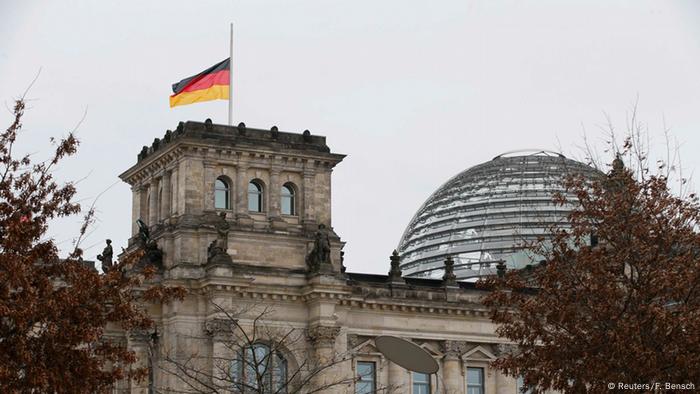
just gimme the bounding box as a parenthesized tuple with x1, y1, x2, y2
(160, 170, 171, 220)
(148, 177, 159, 225)
(442, 340, 466, 394)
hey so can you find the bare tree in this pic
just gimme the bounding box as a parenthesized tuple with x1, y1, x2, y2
(153, 301, 377, 394)
(480, 109, 700, 392)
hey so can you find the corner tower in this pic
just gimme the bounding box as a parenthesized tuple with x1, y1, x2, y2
(119, 120, 345, 272)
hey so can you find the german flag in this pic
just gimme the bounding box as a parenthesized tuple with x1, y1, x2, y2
(170, 58, 230, 108)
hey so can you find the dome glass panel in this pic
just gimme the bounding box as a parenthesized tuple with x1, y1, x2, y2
(397, 151, 601, 280)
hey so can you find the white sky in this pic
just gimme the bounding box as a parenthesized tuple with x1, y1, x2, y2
(1, 0, 699, 274)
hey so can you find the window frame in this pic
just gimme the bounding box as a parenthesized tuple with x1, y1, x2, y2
(466, 367, 485, 394)
(248, 180, 264, 213)
(355, 361, 376, 394)
(280, 183, 296, 216)
(215, 177, 231, 210)
(412, 371, 431, 394)
(230, 343, 287, 394)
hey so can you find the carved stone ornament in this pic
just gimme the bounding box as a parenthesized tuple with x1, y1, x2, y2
(204, 318, 237, 337)
(441, 340, 466, 359)
(346, 334, 361, 350)
(307, 325, 341, 347)
(494, 343, 518, 357)
(442, 255, 458, 287)
(388, 249, 404, 283)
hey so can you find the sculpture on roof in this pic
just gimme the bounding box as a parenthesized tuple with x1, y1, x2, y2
(206, 212, 232, 264)
(96, 239, 113, 272)
(307, 224, 332, 273)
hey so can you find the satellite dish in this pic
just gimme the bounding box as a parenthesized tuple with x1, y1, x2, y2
(375, 336, 439, 374)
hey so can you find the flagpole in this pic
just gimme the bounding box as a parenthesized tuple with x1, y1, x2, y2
(228, 22, 234, 126)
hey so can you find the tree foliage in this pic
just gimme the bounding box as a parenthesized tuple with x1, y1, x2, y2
(0, 98, 184, 393)
(480, 135, 700, 392)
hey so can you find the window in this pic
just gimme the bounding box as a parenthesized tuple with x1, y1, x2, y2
(413, 372, 431, 394)
(248, 180, 263, 212)
(230, 343, 287, 394)
(467, 367, 484, 394)
(281, 183, 296, 215)
(356, 362, 375, 394)
(215, 177, 230, 209)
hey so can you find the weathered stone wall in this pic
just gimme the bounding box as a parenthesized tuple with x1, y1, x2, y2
(114, 122, 536, 394)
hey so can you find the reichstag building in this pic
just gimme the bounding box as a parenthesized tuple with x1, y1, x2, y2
(112, 120, 595, 393)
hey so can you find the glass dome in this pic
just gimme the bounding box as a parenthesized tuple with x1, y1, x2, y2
(397, 150, 601, 280)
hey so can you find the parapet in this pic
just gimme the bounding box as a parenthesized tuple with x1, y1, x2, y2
(136, 119, 332, 163)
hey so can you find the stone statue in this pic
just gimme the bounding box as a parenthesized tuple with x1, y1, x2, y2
(207, 239, 224, 262)
(216, 212, 230, 249)
(136, 218, 150, 244)
(133, 218, 164, 270)
(144, 239, 163, 267)
(206, 212, 232, 264)
(96, 239, 113, 271)
(307, 224, 331, 273)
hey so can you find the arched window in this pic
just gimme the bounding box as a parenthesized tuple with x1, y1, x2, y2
(215, 177, 230, 209)
(281, 183, 296, 216)
(248, 180, 264, 212)
(230, 343, 287, 394)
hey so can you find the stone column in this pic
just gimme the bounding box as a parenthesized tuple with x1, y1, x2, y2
(269, 168, 281, 217)
(183, 158, 204, 214)
(442, 341, 464, 394)
(128, 333, 152, 394)
(269, 168, 287, 231)
(205, 319, 235, 388)
(170, 166, 179, 215)
(160, 171, 171, 220)
(388, 360, 409, 393)
(139, 184, 148, 224)
(495, 369, 513, 394)
(148, 178, 159, 226)
(131, 186, 142, 236)
(302, 170, 316, 231)
(203, 162, 216, 211)
(236, 164, 249, 216)
(307, 326, 342, 393)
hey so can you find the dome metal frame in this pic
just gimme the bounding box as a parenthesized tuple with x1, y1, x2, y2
(397, 152, 601, 280)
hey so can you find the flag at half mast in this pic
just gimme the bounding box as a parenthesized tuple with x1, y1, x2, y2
(170, 58, 230, 107)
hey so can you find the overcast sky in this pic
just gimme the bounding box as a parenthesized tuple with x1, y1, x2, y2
(2, 0, 699, 274)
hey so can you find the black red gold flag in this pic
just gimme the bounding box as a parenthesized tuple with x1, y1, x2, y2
(170, 58, 230, 107)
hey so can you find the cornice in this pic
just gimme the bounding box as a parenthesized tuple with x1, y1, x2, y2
(120, 133, 344, 186)
(176, 276, 490, 318)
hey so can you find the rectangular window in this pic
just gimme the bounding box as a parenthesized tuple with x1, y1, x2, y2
(413, 372, 431, 394)
(356, 362, 376, 394)
(467, 367, 484, 394)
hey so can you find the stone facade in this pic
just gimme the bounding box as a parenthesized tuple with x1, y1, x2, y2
(115, 121, 529, 394)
